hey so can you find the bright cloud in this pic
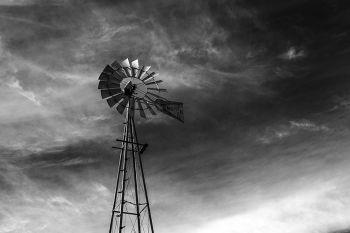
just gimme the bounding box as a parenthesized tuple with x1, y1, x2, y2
(280, 47, 306, 60)
(8, 79, 41, 106)
(258, 119, 329, 144)
(193, 181, 350, 233)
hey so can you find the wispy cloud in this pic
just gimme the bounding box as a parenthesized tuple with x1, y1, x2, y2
(258, 119, 329, 144)
(280, 46, 306, 60)
(0, 0, 34, 6)
(8, 79, 41, 106)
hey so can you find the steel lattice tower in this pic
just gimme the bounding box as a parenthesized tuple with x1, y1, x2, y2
(98, 58, 184, 233)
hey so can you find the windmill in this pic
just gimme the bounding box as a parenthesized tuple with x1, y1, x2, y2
(98, 58, 184, 233)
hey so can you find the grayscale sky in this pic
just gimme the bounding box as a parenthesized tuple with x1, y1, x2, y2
(1, 0, 350, 233)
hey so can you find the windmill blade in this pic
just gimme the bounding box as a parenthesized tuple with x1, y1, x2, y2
(145, 80, 163, 85)
(98, 81, 121, 90)
(98, 73, 123, 83)
(111, 60, 123, 70)
(99, 65, 125, 82)
(131, 59, 139, 68)
(147, 87, 167, 92)
(138, 66, 151, 80)
(106, 93, 124, 108)
(144, 94, 155, 103)
(137, 99, 146, 118)
(99, 73, 116, 82)
(102, 64, 115, 75)
(99, 65, 123, 80)
(113, 70, 127, 80)
(103, 65, 125, 81)
(111, 61, 128, 77)
(101, 89, 122, 99)
(120, 58, 130, 68)
(142, 72, 158, 82)
(143, 98, 156, 115)
(116, 96, 130, 114)
(131, 59, 139, 77)
(147, 92, 164, 100)
(155, 99, 184, 123)
(120, 58, 132, 77)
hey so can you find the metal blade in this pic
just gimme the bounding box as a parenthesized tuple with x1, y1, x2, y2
(147, 92, 163, 99)
(120, 58, 130, 68)
(129, 97, 135, 118)
(137, 99, 146, 118)
(131, 59, 139, 68)
(99, 66, 124, 82)
(103, 64, 115, 74)
(113, 70, 126, 81)
(106, 93, 124, 107)
(111, 60, 123, 70)
(143, 66, 151, 72)
(131, 59, 139, 77)
(138, 66, 151, 79)
(99, 75, 122, 84)
(120, 58, 132, 77)
(101, 89, 122, 99)
(147, 87, 167, 92)
(116, 96, 130, 114)
(137, 68, 145, 80)
(145, 80, 163, 85)
(144, 94, 155, 102)
(142, 72, 158, 82)
(98, 81, 120, 89)
(111, 61, 128, 77)
(143, 98, 156, 115)
(98, 73, 109, 81)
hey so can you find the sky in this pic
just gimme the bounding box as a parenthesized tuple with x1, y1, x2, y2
(1, 0, 350, 233)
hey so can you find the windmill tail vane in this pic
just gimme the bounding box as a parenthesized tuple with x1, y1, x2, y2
(97, 58, 184, 233)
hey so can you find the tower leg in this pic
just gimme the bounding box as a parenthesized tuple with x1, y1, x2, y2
(118, 107, 130, 233)
(108, 105, 155, 233)
(130, 117, 142, 233)
(131, 118, 155, 233)
(109, 109, 128, 233)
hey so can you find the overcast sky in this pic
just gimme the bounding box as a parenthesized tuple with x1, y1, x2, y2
(1, 0, 350, 233)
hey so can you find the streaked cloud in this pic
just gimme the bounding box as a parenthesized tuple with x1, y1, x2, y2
(8, 79, 41, 106)
(258, 119, 330, 144)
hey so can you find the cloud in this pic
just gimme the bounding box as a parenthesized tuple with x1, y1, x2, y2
(258, 119, 329, 144)
(0, 0, 34, 6)
(289, 120, 329, 131)
(193, 180, 350, 233)
(280, 47, 306, 60)
(0, 154, 112, 233)
(8, 79, 41, 106)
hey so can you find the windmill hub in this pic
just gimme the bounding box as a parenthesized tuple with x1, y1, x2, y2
(120, 77, 147, 98)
